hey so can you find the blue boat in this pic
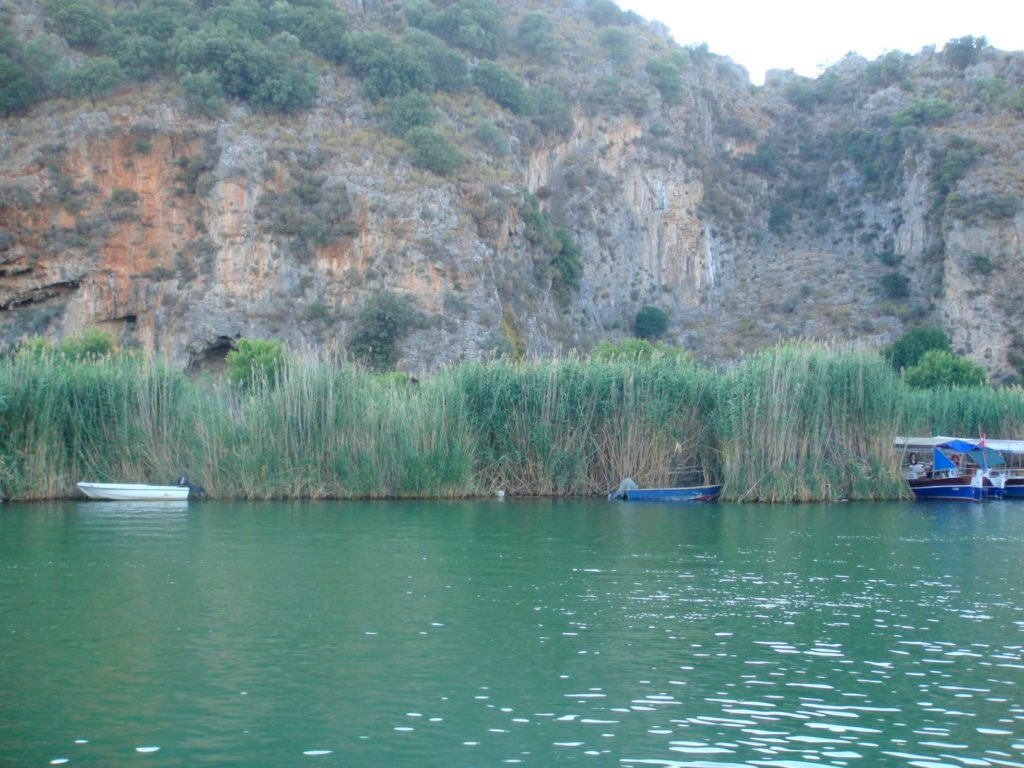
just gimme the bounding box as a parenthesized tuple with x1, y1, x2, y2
(905, 440, 1003, 502)
(609, 478, 722, 502)
(1003, 479, 1024, 499)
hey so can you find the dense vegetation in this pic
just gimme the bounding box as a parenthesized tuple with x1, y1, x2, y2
(3, 338, 1022, 503)
(1, 0, 578, 131)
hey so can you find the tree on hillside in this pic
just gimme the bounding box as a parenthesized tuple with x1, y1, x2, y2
(404, 126, 465, 175)
(633, 306, 668, 340)
(0, 56, 38, 115)
(943, 35, 986, 70)
(345, 31, 434, 101)
(433, 0, 506, 59)
(884, 327, 951, 371)
(56, 56, 124, 100)
(472, 60, 530, 114)
(903, 349, 987, 389)
(348, 291, 425, 371)
(515, 12, 560, 64)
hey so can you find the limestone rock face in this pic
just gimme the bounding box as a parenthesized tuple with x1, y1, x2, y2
(1, 9, 1022, 381)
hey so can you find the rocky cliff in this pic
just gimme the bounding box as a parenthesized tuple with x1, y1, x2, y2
(1, 0, 1022, 380)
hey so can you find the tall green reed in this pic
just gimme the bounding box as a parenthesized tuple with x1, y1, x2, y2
(457, 356, 718, 495)
(716, 341, 908, 501)
(3, 341, 1023, 502)
(900, 385, 1024, 439)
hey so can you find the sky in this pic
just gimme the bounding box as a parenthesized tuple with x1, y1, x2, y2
(616, 0, 1024, 85)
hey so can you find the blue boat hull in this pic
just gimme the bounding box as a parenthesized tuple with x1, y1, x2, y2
(1001, 480, 1024, 498)
(909, 482, 983, 502)
(621, 484, 722, 502)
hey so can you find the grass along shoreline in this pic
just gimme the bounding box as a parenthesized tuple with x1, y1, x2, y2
(2, 341, 1023, 503)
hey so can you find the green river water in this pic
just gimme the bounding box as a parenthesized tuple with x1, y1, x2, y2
(1, 498, 1022, 767)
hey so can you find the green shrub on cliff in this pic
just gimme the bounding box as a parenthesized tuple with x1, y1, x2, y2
(346, 31, 434, 101)
(34, 0, 328, 113)
(404, 126, 465, 175)
(519, 192, 583, 303)
(42, 0, 110, 50)
(515, 12, 560, 64)
(943, 35, 986, 70)
(175, 25, 317, 113)
(633, 306, 669, 340)
(382, 91, 437, 137)
(56, 57, 124, 100)
(432, 0, 506, 59)
(0, 55, 38, 115)
(226, 338, 286, 391)
(472, 60, 530, 114)
(276, 3, 348, 63)
(348, 291, 425, 370)
(644, 56, 685, 104)
(401, 29, 469, 92)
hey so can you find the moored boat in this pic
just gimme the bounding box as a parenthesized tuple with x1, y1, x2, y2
(76, 482, 191, 501)
(609, 477, 722, 502)
(1003, 476, 1024, 499)
(902, 439, 1004, 502)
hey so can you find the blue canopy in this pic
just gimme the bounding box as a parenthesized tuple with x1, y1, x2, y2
(933, 447, 956, 471)
(938, 439, 980, 453)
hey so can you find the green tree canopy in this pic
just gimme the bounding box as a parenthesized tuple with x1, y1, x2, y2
(633, 305, 669, 340)
(472, 60, 530, 114)
(885, 327, 951, 371)
(404, 126, 465, 175)
(348, 291, 424, 370)
(903, 349, 987, 389)
(176, 25, 318, 112)
(584, 0, 626, 26)
(943, 35, 986, 70)
(43, 0, 111, 50)
(401, 29, 469, 92)
(57, 56, 124, 99)
(346, 31, 434, 101)
(645, 56, 683, 104)
(381, 91, 437, 137)
(276, 3, 348, 63)
(225, 338, 286, 391)
(515, 12, 560, 63)
(598, 27, 633, 67)
(433, 0, 506, 58)
(529, 84, 573, 138)
(0, 56, 38, 115)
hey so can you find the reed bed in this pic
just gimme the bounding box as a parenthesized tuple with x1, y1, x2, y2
(716, 342, 908, 502)
(455, 356, 718, 496)
(2, 341, 1022, 502)
(900, 385, 1024, 440)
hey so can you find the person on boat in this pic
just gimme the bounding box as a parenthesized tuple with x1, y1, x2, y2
(906, 452, 926, 479)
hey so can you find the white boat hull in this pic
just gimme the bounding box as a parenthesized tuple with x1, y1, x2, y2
(76, 482, 190, 501)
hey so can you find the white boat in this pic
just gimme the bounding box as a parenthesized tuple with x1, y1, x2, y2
(76, 482, 190, 501)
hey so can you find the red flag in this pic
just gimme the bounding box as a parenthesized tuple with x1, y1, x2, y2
(979, 428, 986, 450)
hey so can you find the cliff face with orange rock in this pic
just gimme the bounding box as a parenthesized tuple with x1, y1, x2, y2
(2, 5, 1023, 379)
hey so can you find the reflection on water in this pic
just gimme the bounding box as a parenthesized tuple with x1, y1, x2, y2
(75, 499, 190, 515)
(1, 499, 1022, 766)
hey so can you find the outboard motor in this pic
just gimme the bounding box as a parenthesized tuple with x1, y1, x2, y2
(608, 477, 639, 500)
(177, 474, 207, 500)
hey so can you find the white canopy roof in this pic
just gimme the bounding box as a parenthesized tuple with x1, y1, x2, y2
(895, 436, 1024, 454)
